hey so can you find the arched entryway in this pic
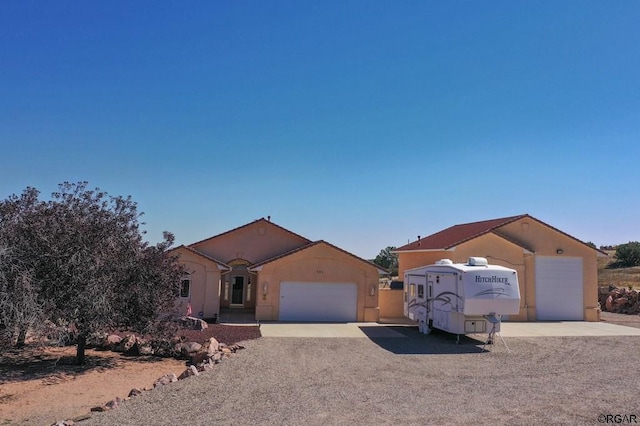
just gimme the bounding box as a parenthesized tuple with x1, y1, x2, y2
(221, 259, 258, 309)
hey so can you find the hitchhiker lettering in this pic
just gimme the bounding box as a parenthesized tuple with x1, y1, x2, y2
(475, 275, 510, 285)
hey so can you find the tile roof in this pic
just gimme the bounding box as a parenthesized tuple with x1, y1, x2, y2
(250, 240, 388, 274)
(171, 245, 230, 269)
(396, 215, 527, 251)
(395, 214, 607, 256)
(188, 217, 312, 248)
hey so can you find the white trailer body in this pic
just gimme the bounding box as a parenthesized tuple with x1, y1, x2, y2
(404, 258, 520, 336)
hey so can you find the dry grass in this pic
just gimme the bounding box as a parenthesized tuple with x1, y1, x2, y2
(598, 250, 640, 289)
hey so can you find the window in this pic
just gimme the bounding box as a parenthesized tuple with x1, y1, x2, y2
(410, 283, 416, 298)
(180, 279, 190, 298)
(418, 284, 425, 299)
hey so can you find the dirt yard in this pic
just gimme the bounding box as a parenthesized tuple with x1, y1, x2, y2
(0, 324, 261, 425)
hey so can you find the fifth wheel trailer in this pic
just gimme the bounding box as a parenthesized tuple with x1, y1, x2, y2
(404, 257, 520, 339)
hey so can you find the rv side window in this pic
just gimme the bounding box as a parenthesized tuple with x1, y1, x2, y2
(418, 284, 424, 299)
(410, 283, 416, 297)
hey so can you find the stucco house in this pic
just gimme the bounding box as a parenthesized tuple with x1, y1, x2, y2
(172, 218, 384, 322)
(393, 214, 606, 322)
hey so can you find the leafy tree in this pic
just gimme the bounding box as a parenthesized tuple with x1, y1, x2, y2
(613, 242, 640, 268)
(0, 187, 46, 348)
(374, 246, 398, 276)
(0, 182, 184, 364)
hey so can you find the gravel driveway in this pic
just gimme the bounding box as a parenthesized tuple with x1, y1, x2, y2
(85, 324, 640, 426)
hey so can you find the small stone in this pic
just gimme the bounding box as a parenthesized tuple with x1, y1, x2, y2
(128, 388, 143, 398)
(105, 397, 121, 409)
(189, 351, 208, 366)
(178, 365, 200, 380)
(138, 343, 154, 355)
(153, 373, 178, 388)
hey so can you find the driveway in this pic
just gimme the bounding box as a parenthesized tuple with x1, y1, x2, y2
(86, 324, 640, 426)
(259, 320, 640, 338)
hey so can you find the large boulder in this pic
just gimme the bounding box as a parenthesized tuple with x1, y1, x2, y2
(113, 334, 138, 353)
(179, 316, 208, 331)
(178, 341, 202, 359)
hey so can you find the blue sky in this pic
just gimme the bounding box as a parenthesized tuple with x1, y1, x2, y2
(1, 1, 638, 259)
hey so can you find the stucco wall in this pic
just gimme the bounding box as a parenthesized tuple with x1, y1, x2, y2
(175, 249, 222, 319)
(499, 218, 600, 321)
(379, 288, 405, 318)
(255, 243, 380, 321)
(398, 250, 451, 278)
(191, 220, 308, 264)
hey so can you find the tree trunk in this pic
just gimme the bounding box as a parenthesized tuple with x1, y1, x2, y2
(76, 334, 87, 365)
(14, 327, 27, 348)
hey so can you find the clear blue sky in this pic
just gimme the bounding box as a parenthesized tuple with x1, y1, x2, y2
(1, 1, 638, 259)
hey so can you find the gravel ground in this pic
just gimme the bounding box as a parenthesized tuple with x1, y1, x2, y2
(85, 325, 640, 426)
(600, 311, 640, 329)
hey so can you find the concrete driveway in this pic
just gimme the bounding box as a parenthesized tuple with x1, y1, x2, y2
(259, 320, 640, 338)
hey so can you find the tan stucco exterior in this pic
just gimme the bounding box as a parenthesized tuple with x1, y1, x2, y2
(378, 288, 404, 318)
(253, 242, 380, 322)
(172, 219, 382, 322)
(172, 247, 224, 319)
(396, 216, 602, 322)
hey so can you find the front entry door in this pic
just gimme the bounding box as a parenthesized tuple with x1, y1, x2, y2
(231, 276, 244, 305)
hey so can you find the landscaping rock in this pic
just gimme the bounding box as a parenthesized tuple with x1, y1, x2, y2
(203, 337, 220, 355)
(105, 397, 121, 409)
(178, 365, 200, 380)
(153, 373, 178, 388)
(179, 316, 208, 331)
(179, 341, 202, 358)
(600, 286, 640, 315)
(138, 342, 154, 355)
(113, 334, 137, 353)
(128, 388, 143, 398)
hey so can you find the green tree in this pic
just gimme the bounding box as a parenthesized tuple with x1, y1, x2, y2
(613, 242, 640, 268)
(374, 246, 398, 276)
(0, 182, 184, 364)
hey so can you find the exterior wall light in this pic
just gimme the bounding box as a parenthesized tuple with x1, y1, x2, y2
(556, 249, 564, 255)
(370, 284, 376, 296)
(262, 282, 269, 300)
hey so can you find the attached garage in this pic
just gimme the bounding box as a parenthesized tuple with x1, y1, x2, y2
(279, 282, 358, 322)
(535, 256, 584, 320)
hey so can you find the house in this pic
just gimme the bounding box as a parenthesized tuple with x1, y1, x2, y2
(393, 214, 607, 322)
(172, 218, 385, 322)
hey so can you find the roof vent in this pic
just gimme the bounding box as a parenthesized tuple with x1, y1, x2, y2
(435, 259, 453, 265)
(467, 257, 488, 266)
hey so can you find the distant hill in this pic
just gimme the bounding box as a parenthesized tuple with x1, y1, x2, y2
(598, 250, 640, 289)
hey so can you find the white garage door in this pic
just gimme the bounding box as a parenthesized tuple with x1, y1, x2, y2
(279, 282, 358, 322)
(535, 256, 584, 320)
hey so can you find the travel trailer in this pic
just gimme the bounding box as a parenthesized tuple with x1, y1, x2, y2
(404, 257, 520, 341)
